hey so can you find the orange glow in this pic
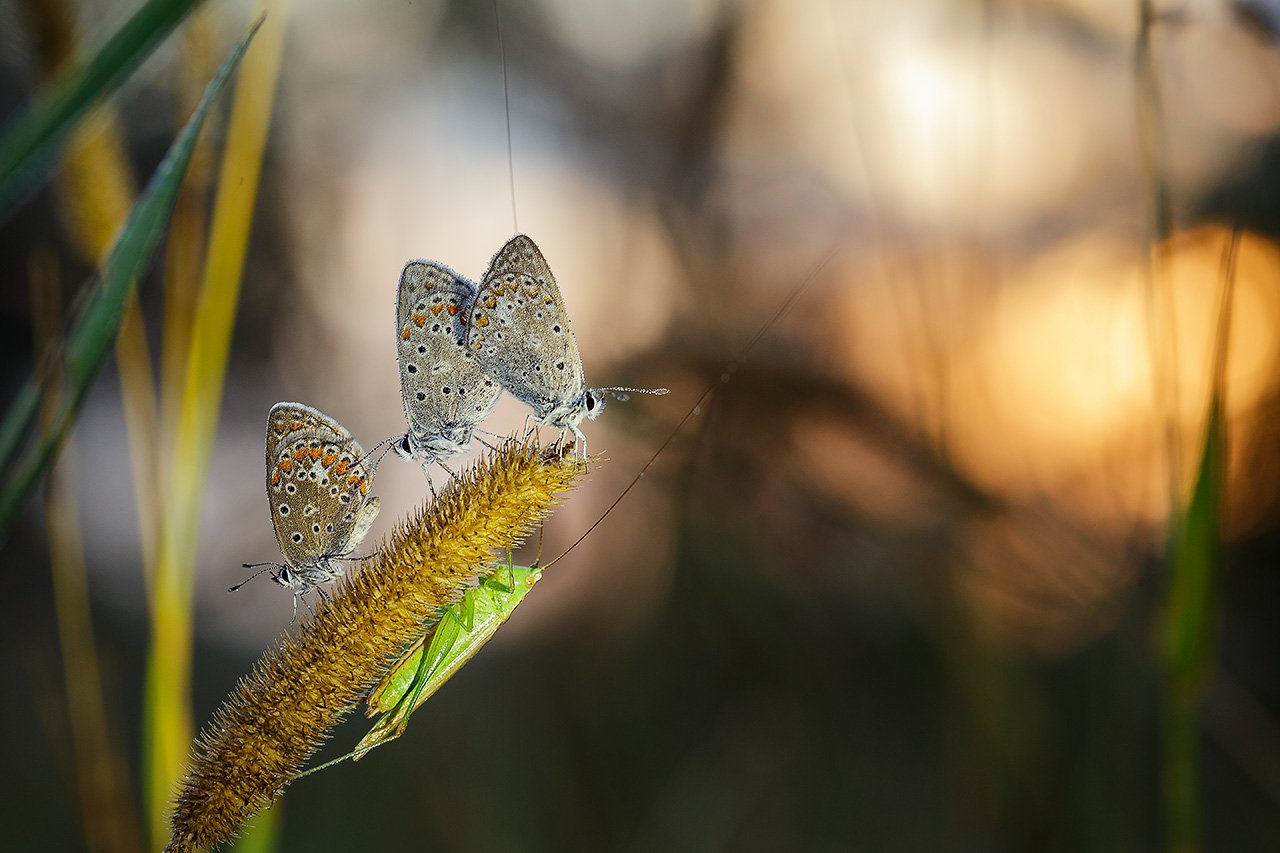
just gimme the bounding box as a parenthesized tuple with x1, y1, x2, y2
(838, 226, 1280, 531)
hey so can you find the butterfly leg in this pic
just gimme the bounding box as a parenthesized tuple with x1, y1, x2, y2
(569, 424, 588, 459)
(420, 463, 438, 502)
(291, 586, 322, 623)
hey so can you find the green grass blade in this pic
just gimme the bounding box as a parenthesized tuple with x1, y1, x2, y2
(1160, 392, 1224, 852)
(1162, 397, 1225, 688)
(0, 0, 207, 221)
(0, 18, 262, 537)
(0, 381, 40, 476)
(1159, 227, 1237, 853)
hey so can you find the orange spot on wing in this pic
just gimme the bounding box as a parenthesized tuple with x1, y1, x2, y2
(310, 447, 322, 460)
(321, 451, 336, 467)
(484, 295, 497, 309)
(279, 459, 293, 472)
(271, 469, 281, 486)
(293, 448, 308, 461)
(401, 325, 411, 341)
(412, 312, 427, 327)
(476, 314, 490, 328)
(334, 460, 350, 476)
(445, 303, 458, 316)
(430, 305, 443, 316)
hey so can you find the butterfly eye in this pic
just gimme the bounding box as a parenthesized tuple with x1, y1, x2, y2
(585, 394, 596, 412)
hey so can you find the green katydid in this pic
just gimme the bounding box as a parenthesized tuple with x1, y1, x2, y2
(291, 556, 542, 779)
(354, 557, 542, 759)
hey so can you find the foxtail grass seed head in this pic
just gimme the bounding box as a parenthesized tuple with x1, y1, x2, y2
(165, 438, 586, 852)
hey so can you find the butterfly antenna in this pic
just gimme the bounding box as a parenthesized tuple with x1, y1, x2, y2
(597, 385, 670, 398)
(375, 438, 398, 466)
(229, 563, 280, 592)
(361, 437, 397, 475)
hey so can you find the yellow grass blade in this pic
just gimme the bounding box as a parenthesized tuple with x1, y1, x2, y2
(142, 5, 288, 847)
(161, 11, 219, 470)
(31, 248, 144, 853)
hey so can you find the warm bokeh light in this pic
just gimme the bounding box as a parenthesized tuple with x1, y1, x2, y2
(837, 226, 1280, 531)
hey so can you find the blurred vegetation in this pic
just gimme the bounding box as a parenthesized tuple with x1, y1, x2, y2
(2, 1, 1279, 851)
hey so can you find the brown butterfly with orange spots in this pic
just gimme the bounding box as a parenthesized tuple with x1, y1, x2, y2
(233, 402, 381, 617)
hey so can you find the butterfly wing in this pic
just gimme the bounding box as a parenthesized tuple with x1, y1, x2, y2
(397, 262, 501, 446)
(265, 402, 378, 568)
(468, 235, 586, 418)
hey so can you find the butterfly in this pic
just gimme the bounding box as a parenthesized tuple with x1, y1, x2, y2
(466, 235, 666, 453)
(393, 260, 502, 480)
(234, 402, 381, 617)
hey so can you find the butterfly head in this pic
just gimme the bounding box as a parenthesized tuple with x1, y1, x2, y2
(394, 428, 473, 467)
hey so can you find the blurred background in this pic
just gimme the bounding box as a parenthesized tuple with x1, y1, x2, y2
(2, 0, 1280, 849)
